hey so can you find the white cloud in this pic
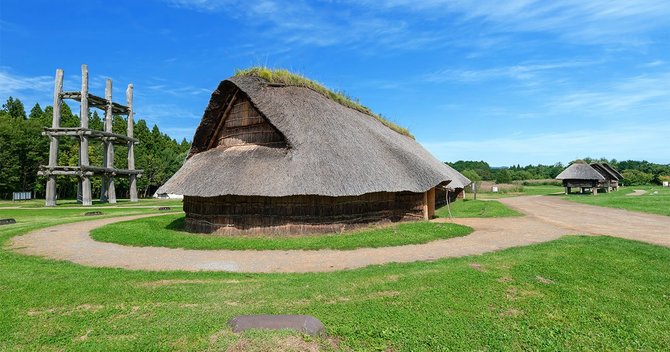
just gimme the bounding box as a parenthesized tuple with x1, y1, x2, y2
(548, 72, 670, 113)
(372, 0, 670, 45)
(0, 69, 52, 97)
(423, 60, 597, 83)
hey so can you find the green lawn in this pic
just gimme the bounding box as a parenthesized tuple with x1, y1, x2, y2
(435, 199, 522, 218)
(91, 214, 472, 250)
(565, 186, 670, 217)
(472, 185, 565, 199)
(2, 207, 670, 350)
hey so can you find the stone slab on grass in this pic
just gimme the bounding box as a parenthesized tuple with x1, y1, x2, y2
(0, 218, 16, 225)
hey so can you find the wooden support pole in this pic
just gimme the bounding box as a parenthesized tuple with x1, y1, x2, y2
(101, 79, 116, 203)
(126, 83, 138, 202)
(45, 69, 63, 206)
(79, 64, 92, 206)
(422, 191, 429, 220)
(427, 187, 436, 219)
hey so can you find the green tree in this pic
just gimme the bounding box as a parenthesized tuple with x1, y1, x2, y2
(461, 169, 482, 182)
(496, 169, 511, 184)
(2, 96, 26, 119)
(621, 170, 653, 186)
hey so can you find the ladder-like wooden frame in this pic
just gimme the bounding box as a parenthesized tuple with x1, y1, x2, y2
(39, 64, 143, 206)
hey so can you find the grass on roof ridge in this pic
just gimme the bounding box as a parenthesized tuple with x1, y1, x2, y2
(234, 67, 413, 138)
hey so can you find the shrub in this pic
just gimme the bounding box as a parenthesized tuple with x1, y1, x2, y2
(621, 169, 654, 186)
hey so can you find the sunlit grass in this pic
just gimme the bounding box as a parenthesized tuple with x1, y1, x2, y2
(91, 214, 472, 250)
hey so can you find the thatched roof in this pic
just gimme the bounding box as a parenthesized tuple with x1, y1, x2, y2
(590, 163, 619, 180)
(555, 162, 605, 181)
(234, 67, 412, 138)
(600, 163, 623, 180)
(158, 75, 460, 197)
(444, 164, 471, 190)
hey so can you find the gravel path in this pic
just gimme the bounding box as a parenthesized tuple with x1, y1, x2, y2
(8, 196, 670, 273)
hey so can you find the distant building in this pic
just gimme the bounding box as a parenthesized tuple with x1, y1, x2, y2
(556, 161, 623, 195)
(590, 163, 622, 191)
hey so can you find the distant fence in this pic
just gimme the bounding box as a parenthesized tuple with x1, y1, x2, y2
(12, 192, 32, 201)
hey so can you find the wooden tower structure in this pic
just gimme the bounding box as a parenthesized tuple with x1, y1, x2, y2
(39, 64, 142, 206)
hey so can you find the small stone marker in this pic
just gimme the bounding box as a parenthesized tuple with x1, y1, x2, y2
(84, 211, 103, 216)
(158, 207, 171, 211)
(228, 315, 325, 336)
(0, 218, 17, 225)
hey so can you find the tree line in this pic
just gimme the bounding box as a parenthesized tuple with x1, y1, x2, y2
(0, 97, 190, 200)
(448, 158, 670, 186)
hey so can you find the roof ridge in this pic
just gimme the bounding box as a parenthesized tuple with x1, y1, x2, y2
(233, 67, 414, 139)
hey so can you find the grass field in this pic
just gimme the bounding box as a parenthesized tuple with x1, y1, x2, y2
(2, 202, 670, 350)
(91, 214, 473, 250)
(91, 197, 521, 250)
(565, 186, 670, 216)
(435, 199, 522, 218)
(467, 185, 565, 199)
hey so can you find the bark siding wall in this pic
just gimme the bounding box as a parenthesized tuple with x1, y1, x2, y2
(184, 191, 425, 235)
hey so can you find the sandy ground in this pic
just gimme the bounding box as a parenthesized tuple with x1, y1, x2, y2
(8, 196, 670, 273)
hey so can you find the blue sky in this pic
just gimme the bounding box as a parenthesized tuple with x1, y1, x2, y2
(1, 0, 668, 166)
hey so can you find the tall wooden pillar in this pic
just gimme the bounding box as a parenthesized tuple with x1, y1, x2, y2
(79, 64, 92, 206)
(427, 187, 436, 219)
(126, 84, 138, 202)
(45, 69, 63, 206)
(101, 79, 116, 203)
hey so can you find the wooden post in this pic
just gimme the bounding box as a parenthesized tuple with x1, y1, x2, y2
(45, 69, 63, 206)
(422, 191, 429, 220)
(126, 84, 138, 202)
(592, 186, 597, 195)
(101, 79, 116, 203)
(564, 186, 569, 195)
(427, 187, 436, 219)
(79, 64, 92, 206)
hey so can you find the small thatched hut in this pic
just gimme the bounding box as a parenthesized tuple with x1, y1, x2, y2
(443, 166, 471, 204)
(158, 70, 463, 235)
(590, 162, 622, 192)
(555, 161, 605, 195)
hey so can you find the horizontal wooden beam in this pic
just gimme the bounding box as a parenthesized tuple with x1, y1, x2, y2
(43, 127, 139, 144)
(39, 165, 143, 176)
(61, 91, 130, 115)
(38, 170, 95, 176)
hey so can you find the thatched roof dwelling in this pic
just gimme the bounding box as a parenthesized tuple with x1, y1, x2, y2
(441, 164, 471, 204)
(597, 163, 623, 180)
(556, 161, 605, 194)
(556, 162, 605, 181)
(159, 70, 462, 235)
(590, 162, 622, 191)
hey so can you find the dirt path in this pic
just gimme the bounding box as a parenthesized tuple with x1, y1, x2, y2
(8, 196, 670, 273)
(626, 189, 648, 196)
